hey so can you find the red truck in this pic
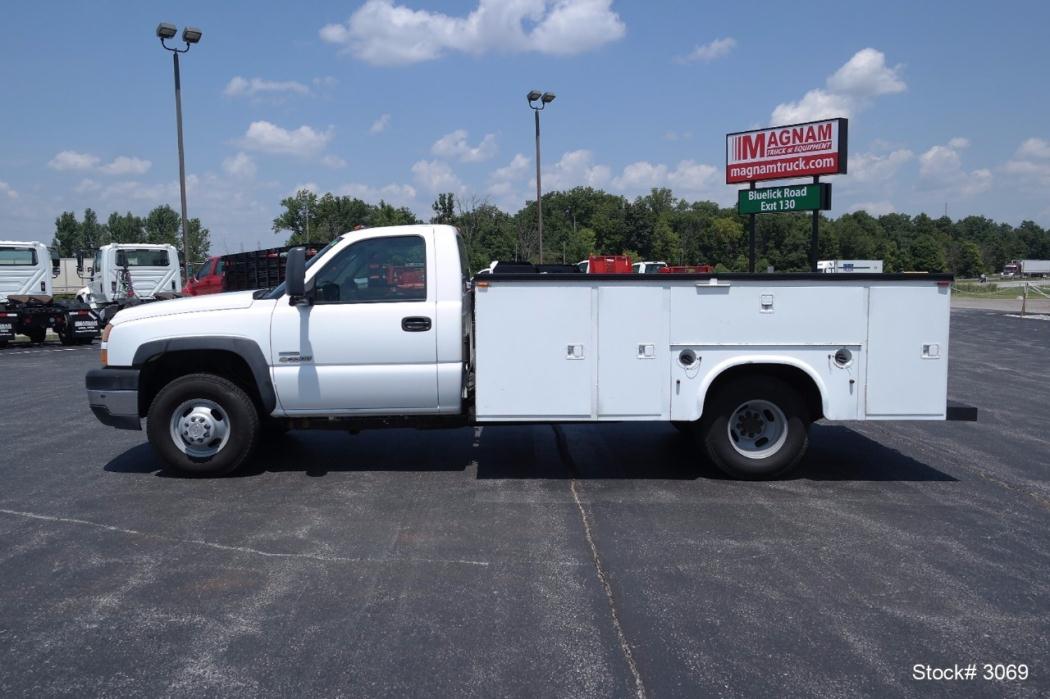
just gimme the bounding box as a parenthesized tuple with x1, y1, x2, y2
(182, 247, 319, 296)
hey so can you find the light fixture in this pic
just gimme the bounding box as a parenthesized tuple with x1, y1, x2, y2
(156, 22, 177, 39)
(182, 26, 202, 44)
(527, 90, 542, 102)
(541, 92, 556, 104)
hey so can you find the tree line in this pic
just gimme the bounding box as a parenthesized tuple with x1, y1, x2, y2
(50, 205, 210, 262)
(272, 187, 1050, 276)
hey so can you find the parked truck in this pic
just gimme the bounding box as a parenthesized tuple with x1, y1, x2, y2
(182, 246, 321, 296)
(75, 243, 181, 323)
(0, 241, 98, 346)
(86, 224, 976, 479)
(1002, 259, 1050, 277)
(817, 260, 884, 274)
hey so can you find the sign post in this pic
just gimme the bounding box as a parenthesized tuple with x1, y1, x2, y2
(726, 118, 847, 272)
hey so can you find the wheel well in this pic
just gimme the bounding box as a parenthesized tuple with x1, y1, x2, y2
(704, 364, 824, 422)
(137, 350, 263, 417)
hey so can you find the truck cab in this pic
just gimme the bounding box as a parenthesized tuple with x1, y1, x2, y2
(182, 256, 224, 296)
(77, 243, 181, 306)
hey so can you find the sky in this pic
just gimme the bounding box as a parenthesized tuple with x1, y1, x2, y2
(1, 0, 1048, 253)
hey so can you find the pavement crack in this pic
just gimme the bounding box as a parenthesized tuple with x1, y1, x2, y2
(0, 508, 490, 567)
(551, 425, 647, 699)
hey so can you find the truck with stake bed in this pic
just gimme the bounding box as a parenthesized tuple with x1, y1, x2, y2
(0, 241, 98, 346)
(85, 224, 977, 479)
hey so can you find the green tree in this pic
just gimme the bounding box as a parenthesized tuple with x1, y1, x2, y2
(106, 211, 145, 244)
(145, 205, 181, 245)
(51, 211, 81, 256)
(909, 235, 946, 272)
(80, 208, 108, 250)
(954, 241, 984, 278)
(431, 193, 457, 224)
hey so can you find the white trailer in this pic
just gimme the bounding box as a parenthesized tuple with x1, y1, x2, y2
(817, 259, 884, 274)
(85, 225, 976, 479)
(1004, 259, 1050, 277)
(75, 243, 181, 322)
(0, 241, 98, 345)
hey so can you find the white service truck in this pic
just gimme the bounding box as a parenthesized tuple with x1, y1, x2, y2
(85, 224, 976, 479)
(1001, 259, 1050, 277)
(75, 243, 182, 323)
(0, 241, 98, 346)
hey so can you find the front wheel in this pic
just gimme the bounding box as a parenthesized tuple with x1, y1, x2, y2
(147, 373, 260, 476)
(699, 376, 810, 479)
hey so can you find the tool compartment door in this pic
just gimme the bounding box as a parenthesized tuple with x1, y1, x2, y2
(865, 284, 950, 418)
(597, 286, 669, 419)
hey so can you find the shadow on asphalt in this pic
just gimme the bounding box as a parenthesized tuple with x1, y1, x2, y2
(103, 422, 954, 482)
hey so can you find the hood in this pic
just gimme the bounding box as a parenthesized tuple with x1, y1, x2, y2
(111, 290, 259, 325)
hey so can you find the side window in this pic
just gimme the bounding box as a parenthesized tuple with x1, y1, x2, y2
(311, 235, 426, 304)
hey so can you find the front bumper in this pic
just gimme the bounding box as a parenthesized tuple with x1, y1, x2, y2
(85, 367, 141, 430)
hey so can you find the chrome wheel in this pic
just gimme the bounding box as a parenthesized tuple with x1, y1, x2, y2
(169, 399, 231, 458)
(727, 399, 788, 460)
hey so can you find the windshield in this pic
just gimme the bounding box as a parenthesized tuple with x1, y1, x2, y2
(260, 239, 340, 299)
(194, 259, 213, 280)
(116, 249, 170, 267)
(0, 247, 37, 266)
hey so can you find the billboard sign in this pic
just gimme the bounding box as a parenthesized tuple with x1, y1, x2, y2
(737, 183, 831, 215)
(726, 118, 847, 184)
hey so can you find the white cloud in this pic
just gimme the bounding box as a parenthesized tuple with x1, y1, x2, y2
(919, 138, 992, 197)
(240, 121, 333, 156)
(1016, 137, 1050, 160)
(411, 159, 465, 193)
(612, 159, 719, 197)
(431, 129, 498, 162)
(290, 182, 320, 196)
(848, 149, 914, 183)
(98, 156, 151, 176)
(339, 182, 417, 207)
(320, 0, 626, 66)
(771, 48, 905, 124)
(312, 76, 339, 89)
(542, 150, 611, 190)
(222, 152, 257, 179)
(48, 150, 100, 171)
(848, 201, 896, 216)
(48, 150, 150, 175)
(224, 76, 311, 98)
(0, 181, 17, 200)
(1002, 137, 1050, 186)
(370, 113, 391, 134)
(678, 37, 735, 63)
(100, 175, 200, 203)
(491, 153, 530, 182)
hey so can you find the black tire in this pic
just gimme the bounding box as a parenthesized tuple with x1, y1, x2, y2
(146, 373, 260, 476)
(698, 376, 809, 480)
(26, 327, 46, 344)
(59, 327, 76, 346)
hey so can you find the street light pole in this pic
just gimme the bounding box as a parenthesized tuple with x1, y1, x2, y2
(172, 51, 190, 282)
(527, 90, 555, 264)
(157, 23, 201, 283)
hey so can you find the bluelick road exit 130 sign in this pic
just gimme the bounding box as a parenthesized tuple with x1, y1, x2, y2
(737, 183, 832, 215)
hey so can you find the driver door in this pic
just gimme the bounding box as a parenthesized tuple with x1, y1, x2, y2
(269, 231, 439, 415)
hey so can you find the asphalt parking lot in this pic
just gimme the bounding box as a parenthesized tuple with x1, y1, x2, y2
(1, 309, 1048, 697)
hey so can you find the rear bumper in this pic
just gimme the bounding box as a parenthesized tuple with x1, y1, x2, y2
(946, 400, 978, 421)
(85, 367, 141, 430)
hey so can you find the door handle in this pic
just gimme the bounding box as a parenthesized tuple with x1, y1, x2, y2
(402, 316, 432, 332)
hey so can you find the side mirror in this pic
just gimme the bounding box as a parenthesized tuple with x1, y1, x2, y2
(50, 249, 61, 276)
(285, 246, 308, 304)
(75, 251, 84, 274)
(178, 250, 185, 265)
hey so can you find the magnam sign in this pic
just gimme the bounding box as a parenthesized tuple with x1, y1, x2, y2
(726, 118, 848, 184)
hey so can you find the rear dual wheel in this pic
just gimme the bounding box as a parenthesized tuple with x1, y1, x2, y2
(697, 376, 810, 480)
(147, 373, 260, 476)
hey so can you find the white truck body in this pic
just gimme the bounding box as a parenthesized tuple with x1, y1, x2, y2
(1016, 259, 1050, 276)
(632, 261, 667, 274)
(1, 241, 98, 344)
(87, 225, 973, 478)
(78, 243, 181, 305)
(0, 241, 53, 301)
(817, 259, 884, 274)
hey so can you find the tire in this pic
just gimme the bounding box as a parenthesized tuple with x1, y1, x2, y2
(699, 376, 810, 480)
(146, 373, 260, 476)
(26, 327, 46, 344)
(59, 327, 76, 346)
